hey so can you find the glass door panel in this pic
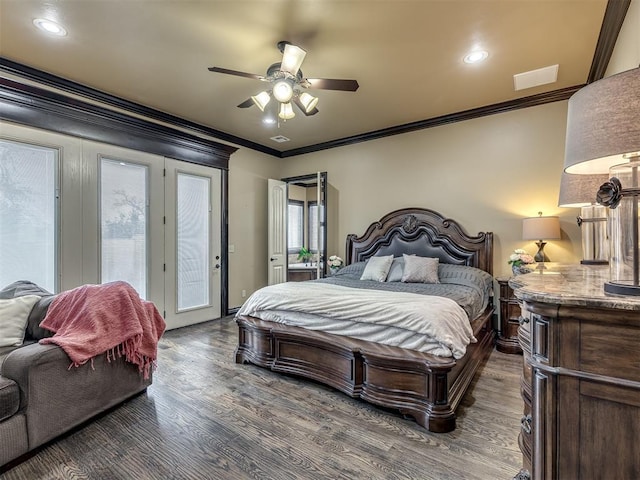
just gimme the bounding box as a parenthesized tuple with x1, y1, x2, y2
(100, 158, 148, 298)
(177, 173, 210, 311)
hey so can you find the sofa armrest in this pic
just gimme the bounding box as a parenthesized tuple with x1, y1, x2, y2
(1, 343, 64, 409)
(1, 342, 151, 449)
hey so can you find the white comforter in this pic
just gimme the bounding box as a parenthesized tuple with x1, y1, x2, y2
(236, 282, 476, 359)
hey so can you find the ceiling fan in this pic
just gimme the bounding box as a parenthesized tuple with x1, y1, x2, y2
(208, 41, 359, 120)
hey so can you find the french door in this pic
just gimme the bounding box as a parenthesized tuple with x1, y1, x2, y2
(164, 159, 221, 329)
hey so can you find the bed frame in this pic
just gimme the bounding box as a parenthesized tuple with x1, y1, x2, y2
(235, 207, 494, 432)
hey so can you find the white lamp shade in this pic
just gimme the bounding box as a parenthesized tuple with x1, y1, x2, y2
(522, 215, 561, 241)
(298, 92, 319, 113)
(273, 80, 294, 103)
(564, 67, 640, 174)
(558, 172, 610, 208)
(281, 43, 306, 75)
(251, 91, 271, 111)
(278, 102, 295, 120)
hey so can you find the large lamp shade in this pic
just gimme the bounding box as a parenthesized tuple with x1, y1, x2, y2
(564, 67, 640, 175)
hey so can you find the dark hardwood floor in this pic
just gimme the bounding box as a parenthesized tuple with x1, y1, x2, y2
(2, 316, 523, 479)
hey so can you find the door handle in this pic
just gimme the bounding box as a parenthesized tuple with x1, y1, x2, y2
(270, 257, 278, 262)
(214, 264, 220, 269)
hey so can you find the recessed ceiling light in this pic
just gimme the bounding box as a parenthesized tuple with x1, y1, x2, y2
(270, 135, 290, 143)
(33, 18, 67, 37)
(262, 116, 276, 125)
(463, 50, 488, 64)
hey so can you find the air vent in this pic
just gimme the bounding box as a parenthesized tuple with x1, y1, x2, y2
(514, 64, 559, 91)
(270, 135, 290, 143)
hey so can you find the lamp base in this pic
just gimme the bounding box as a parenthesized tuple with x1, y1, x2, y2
(534, 241, 546, 263)
(604, 281, 640, 296)
(581, 259, 609, 265)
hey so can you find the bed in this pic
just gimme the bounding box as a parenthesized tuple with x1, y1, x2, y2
(235, 207, 494, 432)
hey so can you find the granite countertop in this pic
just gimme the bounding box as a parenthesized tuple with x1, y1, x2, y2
(508, 263, 640, 311)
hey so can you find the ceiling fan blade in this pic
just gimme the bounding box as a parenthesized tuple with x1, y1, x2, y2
(208, 66, 266, 81)
(237, 98, 255, 108)
(306, 78, 359, 92)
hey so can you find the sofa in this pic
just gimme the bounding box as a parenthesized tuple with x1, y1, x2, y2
(0, 281, 153, 467)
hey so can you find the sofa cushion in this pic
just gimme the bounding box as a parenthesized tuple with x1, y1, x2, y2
(0, 295, 41, 347)
(0, 281, 56, 341)
(0, 376, 20, 422)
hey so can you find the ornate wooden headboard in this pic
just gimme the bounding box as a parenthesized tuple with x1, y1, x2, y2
(345, 207, 493, 275)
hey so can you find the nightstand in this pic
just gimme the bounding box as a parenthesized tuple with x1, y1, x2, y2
(496, 277, 523, 354)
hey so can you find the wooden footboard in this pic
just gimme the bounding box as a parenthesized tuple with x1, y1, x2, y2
(235, 310, 494, 433)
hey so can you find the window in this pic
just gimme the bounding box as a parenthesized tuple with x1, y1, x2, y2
(0, 139, 58, 292)
(308, 202, 325, 254)
(288, 200, 304, 253)
(100, 158, 148, 298)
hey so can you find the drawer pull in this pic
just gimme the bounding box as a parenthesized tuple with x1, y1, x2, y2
(521, 414, 532, 434)
(518, 315, 530, 325)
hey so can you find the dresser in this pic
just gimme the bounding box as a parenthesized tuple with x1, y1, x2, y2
(510, 265, 640, 480)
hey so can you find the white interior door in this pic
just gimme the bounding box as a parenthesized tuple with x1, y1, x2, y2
(268, 178, 287, 285)
(164, 159, 221, 329)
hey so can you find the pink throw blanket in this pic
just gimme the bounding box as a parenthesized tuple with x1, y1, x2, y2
(40, 281, 166, 379)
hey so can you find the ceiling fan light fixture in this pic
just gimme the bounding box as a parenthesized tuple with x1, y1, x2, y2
(273, 80, 294, 103)
(278, 102, 295, 120)
(281, 43, 307, 75)
(251, 91, 271, 111)
(298, 92, 319, 113)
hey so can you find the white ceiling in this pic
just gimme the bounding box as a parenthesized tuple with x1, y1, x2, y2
(0, 0, 620, 156)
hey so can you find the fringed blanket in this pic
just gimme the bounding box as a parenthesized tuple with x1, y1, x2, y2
(39, 281, 166, 379)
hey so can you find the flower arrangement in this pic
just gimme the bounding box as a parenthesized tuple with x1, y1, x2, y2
(328, 255, 344, 270)
(508, 249, 535, 267)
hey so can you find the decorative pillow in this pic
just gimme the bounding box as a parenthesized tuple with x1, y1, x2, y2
(333, 261, 366, 278)
(401, 254, 440, 283)
(360, 255, 394, 282)
(386, 256, 405, 282)
(0, 295, 41, 347)
(0, 281, 56, 341)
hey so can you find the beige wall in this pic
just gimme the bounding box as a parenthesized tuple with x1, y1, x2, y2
(278, 101, 581, 280)
(227, 148, 281, 308)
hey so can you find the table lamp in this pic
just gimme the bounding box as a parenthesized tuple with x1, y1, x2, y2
(564, 67, 640, 295)
(558, 172, 609, 264)
(522, 212, 561, 262)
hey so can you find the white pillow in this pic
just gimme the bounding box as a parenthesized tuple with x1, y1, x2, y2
(360, 255, 394, 282)
(401, 255, 440, 283)
(0, 295, 41, 347)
